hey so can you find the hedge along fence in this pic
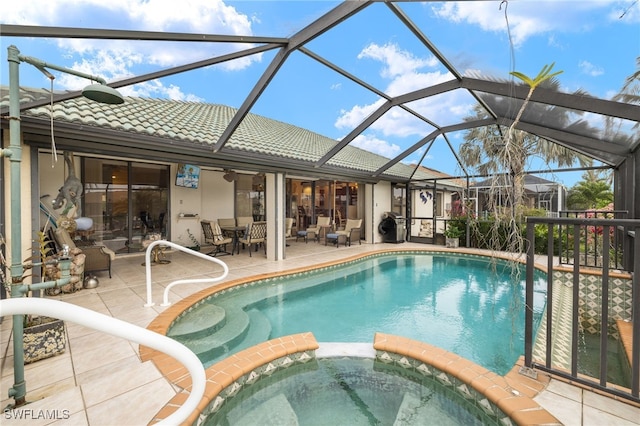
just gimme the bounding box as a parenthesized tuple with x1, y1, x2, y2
(450, 215, 625, 270)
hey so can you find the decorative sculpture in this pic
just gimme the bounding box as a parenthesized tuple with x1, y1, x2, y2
(52, 152, 83, 217)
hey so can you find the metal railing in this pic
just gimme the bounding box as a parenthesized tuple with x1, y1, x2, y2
(524, 216, 639, 403)
(144, 241, 229, 307)
(0, 297, 206, 425)
(558, 210, 628, 270)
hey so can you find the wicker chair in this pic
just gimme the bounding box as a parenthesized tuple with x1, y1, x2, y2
(306, 216, 331, 242)
(239, 221, 267, 257)
(51, 227, 114, 278)
(335, 218, 362, 247)
(201, 220, 233, 257)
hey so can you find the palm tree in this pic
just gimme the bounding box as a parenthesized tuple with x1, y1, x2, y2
(460, 69, 592, 255)
(460, 77, 592, 217)
(613, 56, 640, 107)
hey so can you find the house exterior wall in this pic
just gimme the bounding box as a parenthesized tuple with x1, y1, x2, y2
(190, 168, 234, 244)
(370, 181, 391, 244)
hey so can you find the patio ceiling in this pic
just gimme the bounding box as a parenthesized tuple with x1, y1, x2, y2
(1, 1, 638, 184)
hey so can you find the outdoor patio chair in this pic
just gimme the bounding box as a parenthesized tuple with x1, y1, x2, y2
(334, 218, 362, 247)
(217, 218, 237, 238)
(236, 216, 253, 227)
(285, 218, 294, 239)
(201, 220, 233, 257)
(218, 218, 236, 227)
(306, 216, 332, 242)
(285, 217, 294, 246)
(239, 221, 267, 257)
(50, 227, 115, 278)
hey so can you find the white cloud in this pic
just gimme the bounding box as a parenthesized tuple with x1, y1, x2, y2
(431, 1, 626, 46)
(384, 69, 451, 97)
(335, 43, 467, 139)
(335, 99, 385, 130)
(2, 0, 252, 34)
(124, 80, 205, 101)
(611, 1, 640, 22)
(578, 60, 605, 77)
(351, 134, 401, 158)
(2, 0, 258, 96)
(358, 42, 439, 79)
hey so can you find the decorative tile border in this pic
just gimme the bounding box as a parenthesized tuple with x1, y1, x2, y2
(531, 267, 633, 372)
(373, 333, 560, 426)
(552, 268, 633, 336)
(147, 332, 319, 425)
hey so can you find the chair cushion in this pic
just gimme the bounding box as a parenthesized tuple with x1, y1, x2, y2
(101, 246, 116, 261)
(218, 218, 236, 228)
(344, 219, 362, 231)
(237, 216, 253, 227)
(326, 233, 339, 239)
(297, 231, 307, 236)
(212, 222, 226, 242)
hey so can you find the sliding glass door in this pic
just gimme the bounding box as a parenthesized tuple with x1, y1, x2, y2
(83, 158, 168, 254)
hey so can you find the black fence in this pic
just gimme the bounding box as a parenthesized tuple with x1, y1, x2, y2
(524, 216, 639, 403)
(558, 210, 629, 270)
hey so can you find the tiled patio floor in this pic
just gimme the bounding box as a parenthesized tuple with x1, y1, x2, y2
(1, 241, 638, 425)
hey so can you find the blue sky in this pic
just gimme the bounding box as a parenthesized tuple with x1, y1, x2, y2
(1, 1, 638, 188)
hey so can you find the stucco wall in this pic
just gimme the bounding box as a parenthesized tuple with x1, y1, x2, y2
(173, 167, 234, 245)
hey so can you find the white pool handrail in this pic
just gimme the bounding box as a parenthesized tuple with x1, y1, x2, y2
(0, 297, 205, 426)
(144, 240, 229, 307)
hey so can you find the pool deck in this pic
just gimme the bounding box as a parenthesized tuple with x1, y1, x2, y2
(1, 241, 639, 425)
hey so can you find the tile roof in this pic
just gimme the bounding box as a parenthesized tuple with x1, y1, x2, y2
(2, 86, 459, 184)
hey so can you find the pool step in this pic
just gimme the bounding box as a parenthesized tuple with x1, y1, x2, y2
(174, 306, 250, 360)
(216, 309, 272, 361)
(171, 307, 274, 367)
(167, 304, 226, 340)
(234, 393, 299, 425)
(202, 309, 273, 366)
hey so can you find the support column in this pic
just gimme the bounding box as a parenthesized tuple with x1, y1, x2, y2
(265, 172, 285, 260)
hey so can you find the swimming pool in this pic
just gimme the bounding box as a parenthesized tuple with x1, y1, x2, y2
(168, 252, 547, 375)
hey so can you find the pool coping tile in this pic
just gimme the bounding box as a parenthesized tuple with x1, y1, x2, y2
(372, 332, 562, 426)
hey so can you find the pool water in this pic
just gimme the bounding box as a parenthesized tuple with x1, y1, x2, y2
(170, 253, 546, 375)
(578, 332, 631, 388)
(203, 357, 497, 426)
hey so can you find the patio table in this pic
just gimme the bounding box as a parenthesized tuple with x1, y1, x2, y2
(221, 225, 246, 254)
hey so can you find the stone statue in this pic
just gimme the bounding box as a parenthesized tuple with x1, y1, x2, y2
(52, 152, 83, 217)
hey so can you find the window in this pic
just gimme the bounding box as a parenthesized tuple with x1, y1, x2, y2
(392, 183, 406, 217)
(436, 192, 443, 217)
(235, 174, 265, 221)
